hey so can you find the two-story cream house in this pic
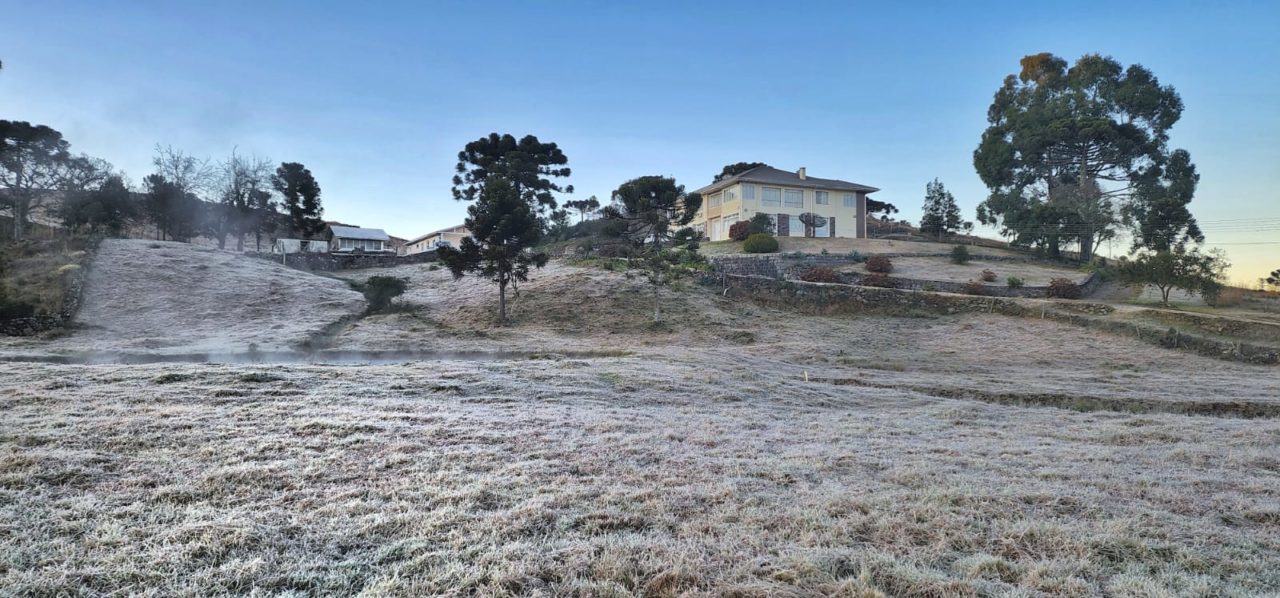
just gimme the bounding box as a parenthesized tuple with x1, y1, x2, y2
(403, 224, 470, 255)
(690, 166, 879, 241)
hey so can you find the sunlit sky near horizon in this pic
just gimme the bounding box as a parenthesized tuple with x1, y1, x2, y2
(3, 0, 1277, 282)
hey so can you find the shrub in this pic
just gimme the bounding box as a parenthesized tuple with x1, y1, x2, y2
(354, 276, 409, 313)
(865, 255, 893, 273)
(799, 267, 841, 283)
(742, 233, 779, 254)
(747, 213, 775, 236)
(1006, 276, 1025, 288)
(728, 220, 751, 242)
(950, 245, 971, 264)
(1046, 277, 1081, 299)
(1207, 286, 1246, 308)
(861, 273, 895, 288)
(961, 280, 986, 295)
(595, 242, 634, 258)
(0, 296, 36, 319)
(980, 269, 997, 282)
(846, 250, 865, 263)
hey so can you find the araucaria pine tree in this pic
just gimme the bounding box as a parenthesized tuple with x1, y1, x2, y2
(919, 178, 969, 239)
(602, 175, 702, 322)
(272, 162, 325, 238)
(436, 175, 548, 324)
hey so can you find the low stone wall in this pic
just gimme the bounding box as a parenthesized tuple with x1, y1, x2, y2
(712, 254, 1100, 299)
(0, 238, 98, 336)
(717, 274, 1039, 317)
(250, 250, 437, 272)
(835, 271, 1100, 299)
(713, 274, 1277, 365)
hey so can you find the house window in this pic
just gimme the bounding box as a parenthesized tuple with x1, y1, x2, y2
(725, 189, 736, 202)
(843, 193, 855, 208)
(742, 184, 755, 200)
(709, 192, 722, 208)
(789, 215, 805, 237)
(816, 191, 829, 205)
(784, 189, 804, 208)
(762, 187, 781, 207)
(814, 219, 829, 237)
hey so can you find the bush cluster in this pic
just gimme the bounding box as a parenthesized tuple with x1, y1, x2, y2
(728, 221, 751, 242)
(980, 269, 997, 282)
(861, 273, 895, 288)
(950, 245, 971, 265)
(353, 275, 409, 313)
(798, 267, 841, 283)
(1046, 277, 1081, 299)
(961, 280, 986, 295)
(864, 255, 893, 273)
(743, 233, 779, 254)
(1006, 276, 1025, 289)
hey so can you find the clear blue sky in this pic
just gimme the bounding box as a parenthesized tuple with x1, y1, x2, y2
(3, 0, 1277, 281)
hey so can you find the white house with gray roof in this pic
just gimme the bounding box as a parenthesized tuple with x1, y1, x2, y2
(691, 165, 879, 241)
(328, 225, 392, 253)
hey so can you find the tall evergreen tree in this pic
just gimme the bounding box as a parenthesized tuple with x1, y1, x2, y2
(919, 179, 969, 239)
(564, 195, 600, 222)
(60, 175, 136, 236)
(0, 120, 73, 240)
(974, 53, 1192, 260)
(271, 162, 324, 237)
(713, 162, 770, 181)
(602, 175, 702, 322)
(452, 133, 572, 216)
(437, 175, 547, 324)
(142, 174, 199, 241)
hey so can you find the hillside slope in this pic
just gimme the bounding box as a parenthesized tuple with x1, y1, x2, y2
(62, 239, 363, 353)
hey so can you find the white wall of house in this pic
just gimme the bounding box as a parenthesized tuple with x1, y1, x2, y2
(689, 182, 868, 240)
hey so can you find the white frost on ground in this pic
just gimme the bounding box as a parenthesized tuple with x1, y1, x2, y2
(33, 239, 364, 354)
(3, 246, 1280, 594)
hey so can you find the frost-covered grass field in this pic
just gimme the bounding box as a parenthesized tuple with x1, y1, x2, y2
(3, 242, 1280, 595)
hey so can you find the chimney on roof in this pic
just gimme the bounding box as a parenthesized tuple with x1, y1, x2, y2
(797, 167, 806, 180)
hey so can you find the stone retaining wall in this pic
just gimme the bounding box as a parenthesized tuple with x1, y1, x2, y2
(713, 274, 1277, 365)
(249, 250, 438, 272)
(712, 254, 1101, 299)
(0, 238, 98, 336)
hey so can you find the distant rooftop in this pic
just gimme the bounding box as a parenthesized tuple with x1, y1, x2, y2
(329, 225, 390, 241)
(696, 165, 879, 195)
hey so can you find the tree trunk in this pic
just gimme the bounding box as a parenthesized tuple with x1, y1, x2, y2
(498, 279, 508, 325)
(1079, 231, 1094, 263)
(236, 233, 244, 252)
(653, 283, 662, 323)
(1048, 235, 1061, 259)
(1161, 285, 1172, 305)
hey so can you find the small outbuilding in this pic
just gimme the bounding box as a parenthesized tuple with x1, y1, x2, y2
(329, 225, 392, 253)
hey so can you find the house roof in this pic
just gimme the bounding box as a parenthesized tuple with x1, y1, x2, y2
(329, 225, 390, 241)
(695, 166, 879, 195)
